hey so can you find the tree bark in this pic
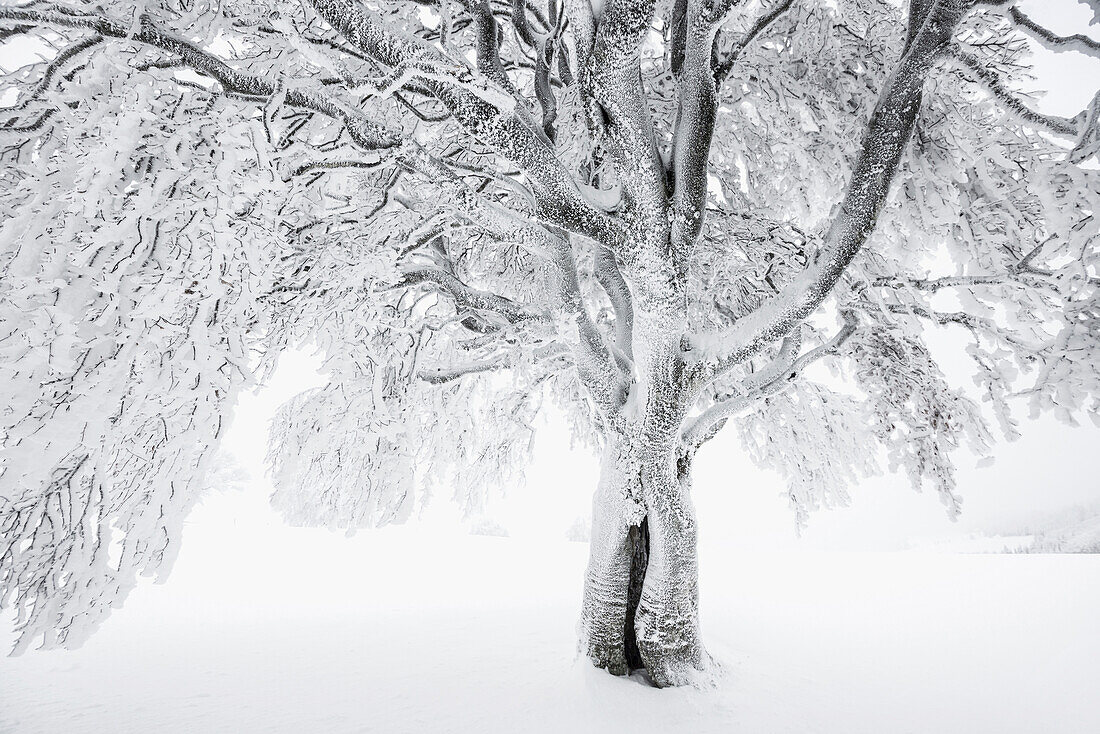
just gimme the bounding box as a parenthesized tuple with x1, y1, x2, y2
(623, 517, 649, 671)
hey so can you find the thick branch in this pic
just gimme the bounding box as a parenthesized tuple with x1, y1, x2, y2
(461, 0, 519, 93)
(563, 0, 596, 67)
(532, 13, 565, 141)
(685, 0, 968, 374)
(417, 355, 511, 384)
(593, 246, 635, 363)
(682, 313, 857, 447)
(417, 343, 567, 384)
(512, 0, 542, 48)
(583, 0, 669, 249)
(669, 1, 735, 254)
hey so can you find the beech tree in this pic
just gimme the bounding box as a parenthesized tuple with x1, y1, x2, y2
(1, 0, 1098, 686)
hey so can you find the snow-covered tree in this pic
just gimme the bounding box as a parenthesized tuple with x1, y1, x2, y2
(1, 0, 1097, 685)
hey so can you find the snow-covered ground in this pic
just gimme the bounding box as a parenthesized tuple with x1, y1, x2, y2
(2, 498, 1098, 734)
(3, 352, 1099, 733)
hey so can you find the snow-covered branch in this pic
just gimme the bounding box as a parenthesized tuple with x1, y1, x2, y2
(593, 246, 635, 364)
(0, 5, 401, 150)
(949, 45, 1081, 137)
(713, 0, 796, 83)
(398, 267, 549, 329)
(1002, 5, 1100, 59)
(684, 0, 968, 372)
(417, 355, 511, 384)
(306, 0, 626, 250)
(682, 311, 857, 447)
(583, 0, 669, 254)
(417, 342, 569, 385)
(669, 1, 730, 255)
(881, 303, 1049, 353)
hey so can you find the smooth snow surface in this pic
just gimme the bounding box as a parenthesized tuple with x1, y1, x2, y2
(2, 507, 1098, 734)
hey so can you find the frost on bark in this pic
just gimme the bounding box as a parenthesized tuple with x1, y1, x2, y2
(2, 0, 1099, 685)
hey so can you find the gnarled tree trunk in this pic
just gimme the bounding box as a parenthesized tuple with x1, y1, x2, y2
(580, 432, 704, 687)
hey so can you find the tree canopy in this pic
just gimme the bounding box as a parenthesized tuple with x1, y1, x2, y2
(1, 0, 1098, 656)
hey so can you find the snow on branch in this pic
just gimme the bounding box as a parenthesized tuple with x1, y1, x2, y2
(583, 0, 669, 253)
(0, 5, 401, 151)
(668, 0, 731, 256)
(418, 344, 568, 384)
(397, 267, 551, 328)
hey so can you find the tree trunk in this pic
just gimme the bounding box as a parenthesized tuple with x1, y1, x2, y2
(580, 438, 705, 687)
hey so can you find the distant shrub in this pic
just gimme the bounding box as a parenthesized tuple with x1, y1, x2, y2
(469, 518, 510, 538)
(565, 517, 591, 543)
